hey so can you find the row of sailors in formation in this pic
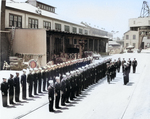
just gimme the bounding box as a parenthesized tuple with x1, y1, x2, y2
(48, 59, 111, 112)
(0, 57, 93, 107)
(106, 58, 138, 85)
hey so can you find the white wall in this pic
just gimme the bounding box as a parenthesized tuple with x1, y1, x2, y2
(129, 17, 150, 27)
(5, 9, 89, 34)
(124, 31, 139, 49)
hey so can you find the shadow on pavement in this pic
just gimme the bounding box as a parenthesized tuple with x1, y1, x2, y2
(23, 98, 35, 101)
(70, 101, 78, 104)
(66, 104, 75, 107)
(60, 107, 69, 110)
(6, 105, 16, 108)
(54, 110, 63, 114)
(127, 82, 134, 86)
(32, 96, 42, 99)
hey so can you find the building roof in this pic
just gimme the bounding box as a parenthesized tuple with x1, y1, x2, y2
(6, 0, 85, 27)
(109, 41, 120, 46)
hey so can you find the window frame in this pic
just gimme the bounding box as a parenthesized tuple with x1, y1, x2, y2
(64, 25, 70, 32)
(28, 18, 38, 29)
(133, 35, 136, 40)
(126, 35, 129, 40)
(79, 28, 83, 34)
(43, 21, 51, 29)
(72, 27, 77, 33)
(9, 13, 22, 28)
(55, 23, 61, 31)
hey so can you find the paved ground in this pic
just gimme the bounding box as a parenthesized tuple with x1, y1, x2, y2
(1, 51, 150, 119)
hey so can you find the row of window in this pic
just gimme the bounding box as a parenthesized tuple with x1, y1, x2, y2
(37, 3, 55, 13)
(9, 14, 88, 34)
(126, 35, 136, 40)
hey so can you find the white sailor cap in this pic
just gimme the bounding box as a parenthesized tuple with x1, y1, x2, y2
(49, 80, 53, 84)
(70, 71, 74, 75)
(66, 72, 70, 76)
(23, 69, 26, 72)
(55, 76, 60, 80)
(63, 75, 66, 78)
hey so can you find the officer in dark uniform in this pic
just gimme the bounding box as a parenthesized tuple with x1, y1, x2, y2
(122, 58, 126, 72)
(106, 63, 110, 84)
(14, 72, 20, 102)
(33, 68, 38, 95)
(27, 69, 34, 97)
(48, 80, 55, 112)
(61, 75, 67, 106)
(55, 76, 61, 109)
(123, 63, 129, 85)
(1, 78, 9, 107)
(38, 68, 42, 93)
(132, 58, 138, 73)
(42, 67, 47, 91)
(117, 58, 121, 72)
(70, 71, 75, 100)
(128, 58, 131, 73)
(66, 72, 71, 103)
(21, 70, 27, 99)
(8, 74, 15, 104)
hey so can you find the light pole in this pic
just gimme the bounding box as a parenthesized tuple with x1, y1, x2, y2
(111, 30, 119, 40)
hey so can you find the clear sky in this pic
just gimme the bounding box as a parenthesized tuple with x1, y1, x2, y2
(14, 0, 149, 39)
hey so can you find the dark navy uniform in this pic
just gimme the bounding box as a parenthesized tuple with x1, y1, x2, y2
(27, 71, 34, 97)
(132, 59, 137, 73)
(8, 75, 15, 104)
(38, 69, 42, 93)
(117, 58, 121, 72)
(48, 81, 55, 112)
(21, 72, 27, 99)
(61, 75, 66, 106)
(14, 73, 20, 102)
(33, 71, 38, 95)
(54, 77, 61, 109)
(1, 79, 9, 107)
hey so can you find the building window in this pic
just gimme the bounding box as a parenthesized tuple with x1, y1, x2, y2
(9, 14, 22, 28)
(133, 21, 135, 24)
(133, 35, 136, 39)
(43, 21, 51, 29)
(28, 18, 38, 29)
(74, 39, 77, 44)
(85, 30, 88, 35)
(79, 28, 83, 34)
(126, 35, 129, 40)
(55, 23, 61, 31)
(72, 27, 77, 33)
(133, 43, 136, 48)
(64, 25, 70, 32)
(126, 43, 129, 47)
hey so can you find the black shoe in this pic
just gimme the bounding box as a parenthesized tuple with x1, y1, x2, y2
(50, 109, 55, 112)
(34, 93, 38, 95)
(12, 102, 16, 104)
(61, 104, 66, 106)
(16, 100, 21, 102)
(66, 101, 70, 103)
(3, 105, 8, 107)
